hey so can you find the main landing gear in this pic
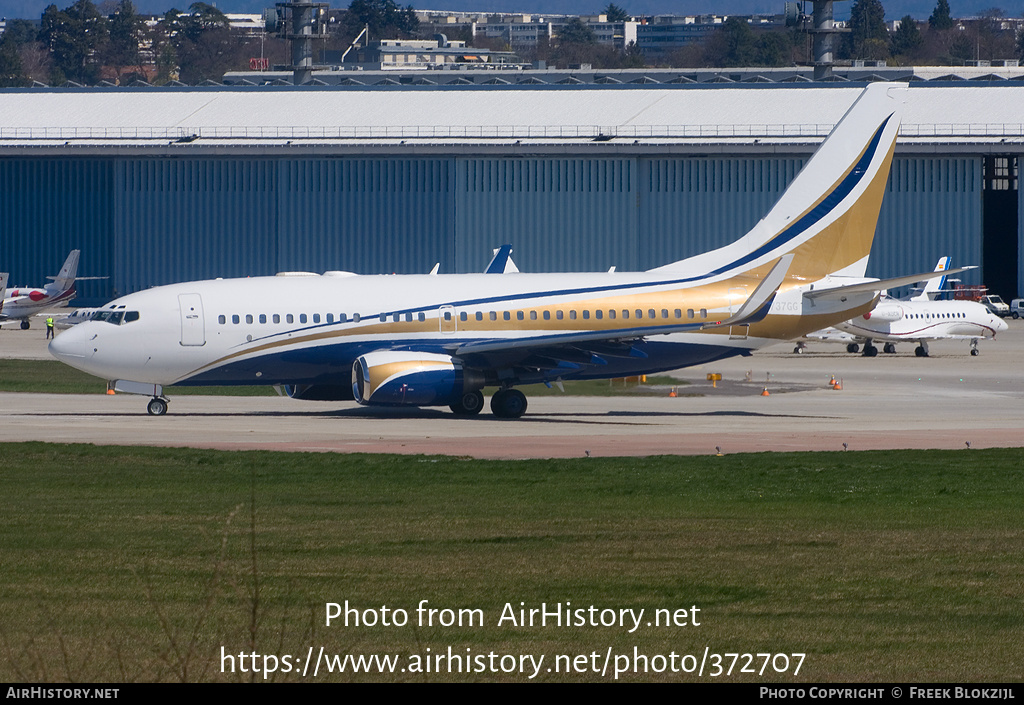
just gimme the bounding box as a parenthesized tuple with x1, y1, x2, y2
(970, 338, 980, 356)
(449, 389, 485, 416)
(448, 388, 528, 418)
(20, 320, 30, 330)
(490, 388, 528, 419)
(147, 396, 169, 416)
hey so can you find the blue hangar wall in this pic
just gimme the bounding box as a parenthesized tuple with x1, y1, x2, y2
(0, 153, 985, 306)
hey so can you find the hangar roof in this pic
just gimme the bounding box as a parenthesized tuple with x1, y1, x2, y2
(2, 84, 1023, 155)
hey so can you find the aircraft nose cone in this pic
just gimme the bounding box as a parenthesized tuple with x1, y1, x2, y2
(995, 317, 1009, 333)
(48, 325, 91, 361)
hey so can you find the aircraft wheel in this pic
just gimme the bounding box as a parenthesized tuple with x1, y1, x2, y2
(914, 346, 928, 358)
(450, 390, 484, 416)
(793, 346, 804, 354)
(846, 343, 860, 354)
(20, 320, 30, 330)
(491, 389, 528, 419)
(863, 345, 878, 357)
(147, 398, 168, 416)
(883, 343, 896, 354)
(970, 348, 980, 356)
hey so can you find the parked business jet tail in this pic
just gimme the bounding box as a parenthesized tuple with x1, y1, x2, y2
(51, 83, 910, 417)
(2, 250, 85, 329)
(484, 245, 519, 274)
(910, 257, 951, 301)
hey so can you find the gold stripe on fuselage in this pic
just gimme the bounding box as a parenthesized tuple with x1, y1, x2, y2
(182, 269, 784, 380)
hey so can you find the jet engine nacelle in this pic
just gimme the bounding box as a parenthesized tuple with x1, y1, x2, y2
(352, 351, 484, 407)
(862, 304, 903, 323)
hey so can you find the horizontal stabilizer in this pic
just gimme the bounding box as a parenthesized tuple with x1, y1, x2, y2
(50, 276, 108, 281)
(804, 266, 976, 301)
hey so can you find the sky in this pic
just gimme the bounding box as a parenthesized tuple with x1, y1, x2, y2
(2, 1, 1019, 21)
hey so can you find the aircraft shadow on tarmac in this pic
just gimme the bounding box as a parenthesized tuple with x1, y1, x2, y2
(23, 407, 840, 425)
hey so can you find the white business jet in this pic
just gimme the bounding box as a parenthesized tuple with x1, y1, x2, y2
(803, 257, 1007, 356)
(1, 250, 102, 329)
(52, 83, 951, 417)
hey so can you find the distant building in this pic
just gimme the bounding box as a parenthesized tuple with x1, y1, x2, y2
(636, 14, 786, 61)
(417, 11, 637, 52)
(3, 82, 1024, 303)
(334, 37, 520, 70)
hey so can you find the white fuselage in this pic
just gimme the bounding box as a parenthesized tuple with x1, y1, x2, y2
(835, 298, 1007, 343)
(49, 270, 875, 389)
(2, 285, 75, 321)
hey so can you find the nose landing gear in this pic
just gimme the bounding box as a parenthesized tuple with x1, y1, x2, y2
(147, 397, 169, 416)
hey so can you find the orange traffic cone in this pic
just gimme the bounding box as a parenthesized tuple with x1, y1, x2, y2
(761, 387, 770, 396)
(668, 387, 677, 397)
(106, 388, 115, 395)
(833, 378, 843, 390)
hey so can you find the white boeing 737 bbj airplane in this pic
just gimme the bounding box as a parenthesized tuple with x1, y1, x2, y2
(51, 83, 953, 418)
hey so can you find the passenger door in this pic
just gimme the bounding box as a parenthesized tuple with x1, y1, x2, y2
(178, 293, 206, 346)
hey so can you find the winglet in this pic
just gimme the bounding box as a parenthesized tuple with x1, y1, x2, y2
(703, 254, 793, 329)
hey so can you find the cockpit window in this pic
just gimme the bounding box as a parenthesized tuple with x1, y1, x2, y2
(89, 310, 140, 325)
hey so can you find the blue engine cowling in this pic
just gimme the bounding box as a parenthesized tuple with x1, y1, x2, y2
(352, 351, 484, 407)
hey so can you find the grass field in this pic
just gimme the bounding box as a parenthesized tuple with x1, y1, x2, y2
(2, 443, 1022, 682)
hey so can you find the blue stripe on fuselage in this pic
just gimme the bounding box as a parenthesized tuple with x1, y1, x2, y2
(178, 337, 743, 387)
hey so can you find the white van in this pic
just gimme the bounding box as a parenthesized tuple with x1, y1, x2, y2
(980, 294, 1010, 317)
(1011, 299, 1024, 319)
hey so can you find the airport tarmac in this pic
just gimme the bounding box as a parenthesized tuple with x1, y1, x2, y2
(1, 319, 1022, 458)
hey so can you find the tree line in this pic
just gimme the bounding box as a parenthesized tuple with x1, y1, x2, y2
(2, 0, 1023, 87)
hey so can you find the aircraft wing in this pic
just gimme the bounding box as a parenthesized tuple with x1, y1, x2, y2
(451, 254, 792, 368)
(804, 266, 976, 301)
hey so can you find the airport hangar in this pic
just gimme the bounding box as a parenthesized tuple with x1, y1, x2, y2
(0, 80, 1022, 307)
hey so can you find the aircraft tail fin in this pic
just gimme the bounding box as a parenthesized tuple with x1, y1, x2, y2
(910, 256, 950, 301)
(46, 250, 81, 294)
(650, 82, 906, 285)
(485, 245, 520, 274)
(0, 273, 8, 316)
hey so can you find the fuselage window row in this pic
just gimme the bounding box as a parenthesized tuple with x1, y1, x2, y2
(216, 306, 706, 328)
